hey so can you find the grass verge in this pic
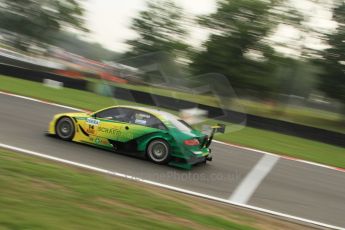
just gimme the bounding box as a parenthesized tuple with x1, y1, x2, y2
(0, 75, 344, 168)
(0, 148, 316, 230)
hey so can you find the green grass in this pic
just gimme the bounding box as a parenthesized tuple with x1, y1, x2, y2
(232, 99, 344, 133)
(0, 75, 344, 168)
(0, 149, 310, 230)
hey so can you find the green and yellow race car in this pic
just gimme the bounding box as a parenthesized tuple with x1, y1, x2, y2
(48, 105, 224, 169)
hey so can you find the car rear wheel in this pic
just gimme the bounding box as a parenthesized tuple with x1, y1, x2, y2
(147, 139, 171, 164)
(56, 117, 75, 141)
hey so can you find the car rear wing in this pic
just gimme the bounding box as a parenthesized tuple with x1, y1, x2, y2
(202, 124, 226, 148)
(211, 124, 226, 134)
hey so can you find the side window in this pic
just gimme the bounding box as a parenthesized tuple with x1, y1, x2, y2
(130, 111, 166, 130)
(94, 108, 132, 122)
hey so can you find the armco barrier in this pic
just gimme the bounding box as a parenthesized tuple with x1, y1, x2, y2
(0, 63, 88, 91)
(1, 63, 344, 147)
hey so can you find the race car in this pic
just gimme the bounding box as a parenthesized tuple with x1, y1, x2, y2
(48, 105, 224, 169)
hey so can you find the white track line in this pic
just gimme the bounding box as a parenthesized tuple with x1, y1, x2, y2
(230, 155, 279, 204)
(0, 91, 84, 112)
(213, 140, 345, 173)
(0, 143, 343, 230)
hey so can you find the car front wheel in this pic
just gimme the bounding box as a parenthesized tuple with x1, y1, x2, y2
(147, 139, 171, 164)
(56, 117, 75, 141)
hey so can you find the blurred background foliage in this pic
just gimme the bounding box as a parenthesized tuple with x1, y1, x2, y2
(0, 0, 87, 50)
(317, 2, 345, 110)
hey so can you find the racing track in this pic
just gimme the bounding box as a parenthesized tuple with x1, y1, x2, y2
(1, 93, 345, 229)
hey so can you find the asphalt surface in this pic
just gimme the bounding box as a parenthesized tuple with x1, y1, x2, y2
(1, 93, 345, 228)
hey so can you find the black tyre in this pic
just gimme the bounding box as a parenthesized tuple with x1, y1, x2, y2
(147, 139, 171, 164)
(55, 117, 75, 141)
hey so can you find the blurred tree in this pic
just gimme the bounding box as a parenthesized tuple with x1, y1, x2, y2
(317, 2, 345, 110)
(0, 0, 87, 50)
(124, 0, 189, 60)
(190, 0, 284, 98)
(51, 32, 121, 61)
(191, 0, 276, 95)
